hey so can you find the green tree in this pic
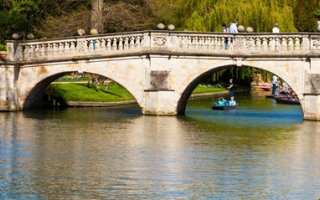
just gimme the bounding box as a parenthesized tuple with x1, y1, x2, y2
(294, 0, 318, 32)
(151, 0, 297, 32)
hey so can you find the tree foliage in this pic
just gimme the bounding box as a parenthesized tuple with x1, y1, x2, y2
(1, 0, 320, 45)
(293, 0, 319, 32)
(0, 0, 90, 42)
(151, 0, 298, 32)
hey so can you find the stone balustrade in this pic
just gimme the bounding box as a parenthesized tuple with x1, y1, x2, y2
(6, 31, 320, 63)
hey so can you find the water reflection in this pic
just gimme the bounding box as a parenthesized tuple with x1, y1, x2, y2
(0, 99, 319, 199)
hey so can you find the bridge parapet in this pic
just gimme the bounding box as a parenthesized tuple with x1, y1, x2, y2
(7, 31, 148, 62)
(6, 31, 320, 63)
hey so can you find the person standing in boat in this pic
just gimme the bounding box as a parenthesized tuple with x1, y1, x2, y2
(272, 75, 278, 95)
(227, 78, 235, 101)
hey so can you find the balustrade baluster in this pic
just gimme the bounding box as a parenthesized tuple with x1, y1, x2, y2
(118, 38, 123, 50)
(112, 38, 117, 50)
(40, 44, 46, 57)
(186, 36, 192, 48)
(255, 37, 262, 51)
(60, 42, 65, 55)
(100, 39, 106, 50)
(208, 37, 213, 48)
(262, 37, 268, 50)
(211, 37, 216, 49)
(281, 38, 287, 50)
(203, 37, 208, 48)
(288, 37, 294, 50)
(275, 37, 280, 50)
(179, 36, 185, 48)
(208, 37, 213, 49)
(63, 42, 69, 55)
(190, 37, 195, 48)
(124, 37, 129, 50)
(53, 43, 60, 56)
(219, 36, 224, 50)
(106, 38, 111, 50)
(248, 37, 255, 51)
(33, 45, 39, 57)
(29, 45, 35, 58)
(69, 41, 76, 54)
(200, 37, 205, 49)
(295, 37, 301, 50)
(129, 37, 134, 49)
(196, 37, 201, 49)
(136, 36, 142, 47)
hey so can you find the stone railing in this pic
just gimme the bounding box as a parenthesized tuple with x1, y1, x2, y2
(6, 31, 320, 63)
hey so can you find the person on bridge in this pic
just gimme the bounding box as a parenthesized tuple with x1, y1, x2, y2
(222, 23, 230, 49)
(229, 21, 238, 34)
(272, 23, 280, 33)
(227, 78, 235, 101)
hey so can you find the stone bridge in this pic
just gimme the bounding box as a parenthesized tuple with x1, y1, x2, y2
(1, 30, 320, 120)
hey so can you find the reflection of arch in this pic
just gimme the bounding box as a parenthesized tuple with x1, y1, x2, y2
(23, 70, 139, 110)
(177, 63, 302, 115)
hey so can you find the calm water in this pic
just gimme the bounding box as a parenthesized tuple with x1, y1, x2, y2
(0, 94, 319, 199)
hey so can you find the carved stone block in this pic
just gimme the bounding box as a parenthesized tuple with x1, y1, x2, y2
(150, 70, 169, 90)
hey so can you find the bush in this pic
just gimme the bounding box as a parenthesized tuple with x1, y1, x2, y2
(0, 43, 6, 51)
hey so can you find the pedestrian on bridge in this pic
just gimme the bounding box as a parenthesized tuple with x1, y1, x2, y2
(222, 23, 229, 49)
(229, 21, 238, 34)
(272, 23, 280, 33)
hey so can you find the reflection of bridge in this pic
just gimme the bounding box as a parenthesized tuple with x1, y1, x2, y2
(1, 31, 320, 120)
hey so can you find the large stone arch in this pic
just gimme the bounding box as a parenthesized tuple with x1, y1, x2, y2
(172, 56, 305, 115)
(18, 57, 146, 110)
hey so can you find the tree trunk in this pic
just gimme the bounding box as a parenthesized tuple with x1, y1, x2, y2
(91, 0, 104, 34)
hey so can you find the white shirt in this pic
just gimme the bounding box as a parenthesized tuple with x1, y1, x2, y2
(272, 75, 278, 84)
(272, 27, 280, 33)
(229, 23, 238, 33)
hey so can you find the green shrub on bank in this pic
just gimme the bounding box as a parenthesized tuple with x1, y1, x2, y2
(0, 43, 6, 51)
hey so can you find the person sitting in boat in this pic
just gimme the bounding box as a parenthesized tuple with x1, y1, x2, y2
(229, 99, 237, 106)
(216, 97, 227, 106)
(288, 88, 298, 101)
(279, 81, 289, 95)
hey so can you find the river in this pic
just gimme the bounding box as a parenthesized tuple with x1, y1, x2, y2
(0, 94, 319, 199)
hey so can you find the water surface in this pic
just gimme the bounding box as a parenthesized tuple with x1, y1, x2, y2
(0, 95, 319, 199)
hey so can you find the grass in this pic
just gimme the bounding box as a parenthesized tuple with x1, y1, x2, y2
(47, 82, 227, 102)
(192, 85, 226, 94)
(47, 83, 134, 102)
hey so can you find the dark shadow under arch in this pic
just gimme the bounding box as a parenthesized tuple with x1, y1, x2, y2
(23, 72, 73, 110)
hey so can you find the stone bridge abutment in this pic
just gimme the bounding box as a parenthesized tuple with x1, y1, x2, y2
(1, 31, 320, 120)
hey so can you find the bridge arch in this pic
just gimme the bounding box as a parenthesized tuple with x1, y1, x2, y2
(19, 58, 145, 111)
(175, 59, 304, 115)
